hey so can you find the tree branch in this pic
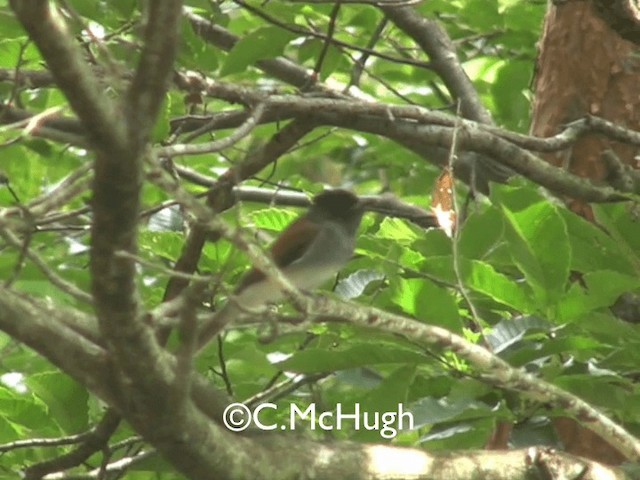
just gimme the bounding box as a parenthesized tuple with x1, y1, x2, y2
(0, 289, 631, 479)
(307, 297, 640, 463)
(381, 5, 493, 125)
(125, 0, 183, 145)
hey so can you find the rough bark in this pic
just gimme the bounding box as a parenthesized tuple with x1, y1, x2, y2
(531, 1, 640, 219)
(530, 1, 639, 463)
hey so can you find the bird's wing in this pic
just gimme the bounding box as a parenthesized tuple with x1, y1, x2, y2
(235, 216, 321, 293)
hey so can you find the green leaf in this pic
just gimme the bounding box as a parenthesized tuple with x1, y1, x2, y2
(376, 217, 420, 244)
(335, 269, 384, 299)
(490, 182, 546, 212)
(13, 280, 78, 305)
(419, 256, 534, 313)
(346, 8, 380, 30)
(389, 278, 462, 331)
(349, 366, 417, 441)
(409, 396, 494, 427)
(561, 208, 636, 275)
(554, 375, 629, 412)
(501, 202, 570, 306)
(359, 365, 415, 411)
(139, 231, 185, 263)
(492, 60, 531, 129)
(412, 228, 453, 258)
(113, 0, 137, 17)
(460, 0, 501, 31)
(592, 203, 640, 274)
(26, 372, 89, 434)
(0, 384, 49, 434)
(0, 11, 28, 40)
(317, 44, 348, 81)
(557, 271, 640, 322)
(459, 206, 505, 260)
(221, 26, 296, 76)
(276, 343, 426, 373)
(249, 208, 298, 232)
(179, 17, 221, 71)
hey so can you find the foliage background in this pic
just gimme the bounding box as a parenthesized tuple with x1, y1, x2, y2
(0, 0, 638, 478)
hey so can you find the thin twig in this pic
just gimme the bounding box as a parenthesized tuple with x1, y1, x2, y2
(114, 250, 212, 283)
(348, 18, 388, 89)
(0, 227, 93, 304)
(158, 103, 265, 157)
(447, 103, 485, 341)
(313, 1, 342, 80)
(231, 0, 432, 70)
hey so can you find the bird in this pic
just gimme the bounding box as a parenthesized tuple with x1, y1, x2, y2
(197, 189, 368, 349)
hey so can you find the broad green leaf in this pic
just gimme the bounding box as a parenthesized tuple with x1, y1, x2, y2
(13, 280, 78, 306)
(389, 278, 462, 331)
(561, 208, 635, 275)
(536, 335, 605, 359)
(249, 208, 298, 232)
(317, 44, 348, 81)
(0, 415, 22, 443)
(350, 366, 417, 441)
(460, 0, 501, 31)
(346, 8, 380, 30)
(501, 2, 546, 33)
(377, 217, 420, 243)
(0, 384, 49, 433)
(419, 256, 534, 313)
(459, 206, 505, 260)
(297, 37, 322, 65)
(276, 343, 426, 373)
(262, 1, 299, 23)
(557, 270, 640, 322)
(501, 201, 570, 306)
(592, 203, 640, 274)
(359, 365, 415, 412)
(410, 396, 495, 428)
(147, 205, 184, 233)
(139, 231, 185, 263)
(554, 375, 629, 412)
(221, 26, 296, 76)
(26, 372, 89, 434)
(419, 419, 493, 449)
(490, 182, 546, 212)
(412, 228, 452, 258)
(335, 269, 384, 300)
(113, 0, 137, 17)
(0, 11, 28, 40)
(492, 60, 531, 130)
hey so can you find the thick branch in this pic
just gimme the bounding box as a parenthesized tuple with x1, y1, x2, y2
(88, 3, 183, 446)
(0, 290, 121, 407)
(307, 298, 640, 463)
(593, 0, 640, 45)
(125, 1, 183, 145)
(166, 84, 629, 201)
(0, 289, 631, 479)
(381, 6, 493, 125)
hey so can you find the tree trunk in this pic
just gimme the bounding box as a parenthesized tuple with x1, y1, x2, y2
(530, 1, 639, 464)
(530, 1, 640, 220)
